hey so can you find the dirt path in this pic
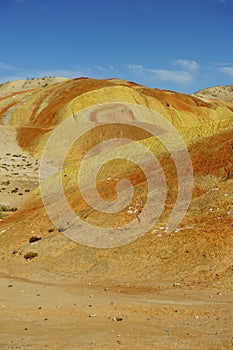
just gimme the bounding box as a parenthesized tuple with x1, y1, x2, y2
(0, 271, 232, 350)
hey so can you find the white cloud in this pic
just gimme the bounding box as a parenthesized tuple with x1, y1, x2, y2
(33, 69, 86, 78)
(173, 59, 199, 71)
(219, 66, 233, 77)
(33, 65, 117, 79)
(127, 64, 145, 79)
(218, 0, 233, 4)
(212, 61, 233, 67)
(128, 64, 193, 84)
(0, 64, 117, 83)
(94, 65, 105, 72)
(0, 65, 86, 83)
(0, 62, 15, 70)
(149, 69, 193, 84)
(128, 64, 144, 70)
(94, 65, 115, 72)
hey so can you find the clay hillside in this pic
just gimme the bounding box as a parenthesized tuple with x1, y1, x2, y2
(0, 77, 232, 349)
(193, 85, 233, 102)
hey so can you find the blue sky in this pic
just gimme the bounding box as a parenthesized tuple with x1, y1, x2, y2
(0, 0, 233, 93)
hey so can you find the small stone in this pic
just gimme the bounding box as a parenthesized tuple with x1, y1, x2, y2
(194, 315, 199, 319)
(173, 283, 181, 287)
(89, 314, 97, 318)
(112, 317, 123, 322)
(29, 236, 41, 243)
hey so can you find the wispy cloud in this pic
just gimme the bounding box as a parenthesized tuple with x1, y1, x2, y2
(218, 0, 233, 4)
(0, 62, 16, 70)
(12, 0, 46, 10)
(219, 66, 233, 77)
(33, 65, 116, 79)
(0, 61, 21, 82)
(0, 64, 116, 83)
(32, 69, 87, 79)
(94, 65, 115, 72)
(150, 69, 193, 84)
(128, 64, 194, 84)
(172, 59, 199, 71)
(212, 61, 233, 67)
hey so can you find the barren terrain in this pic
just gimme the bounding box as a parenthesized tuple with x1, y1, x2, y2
(0, 78, 232, 349)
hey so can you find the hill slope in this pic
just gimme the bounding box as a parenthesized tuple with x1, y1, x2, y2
(0, 78, 233, 350)
(0, 77, 232, 284)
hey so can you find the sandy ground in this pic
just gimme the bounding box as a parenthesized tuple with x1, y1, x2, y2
(0, 267, 233, 350)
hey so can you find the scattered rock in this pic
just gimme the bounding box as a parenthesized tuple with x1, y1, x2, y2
(112, 317, 123, 322)
(24, 252, 38, 260)
(29, 236, 41, 243)
(173, 283, 181, 287)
